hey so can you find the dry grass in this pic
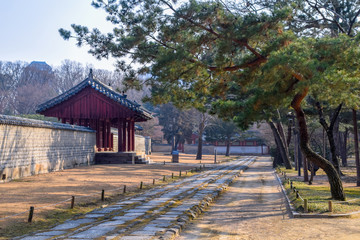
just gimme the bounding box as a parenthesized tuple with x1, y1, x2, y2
(278, 160, 360, 214)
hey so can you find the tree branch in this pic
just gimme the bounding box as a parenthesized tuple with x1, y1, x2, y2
(330, 103, 343, 129)
(348, 8, 360, 36)
(305, 0, 346, 34)
(315, 101, 329, 131)
(207, 56, 267, 72)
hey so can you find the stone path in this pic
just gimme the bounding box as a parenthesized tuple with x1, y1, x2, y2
(177, 157, 360, 240)
(18, 156, 255, 240)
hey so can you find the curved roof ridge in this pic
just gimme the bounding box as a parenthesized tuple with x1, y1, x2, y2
(36, 70, 152, 120)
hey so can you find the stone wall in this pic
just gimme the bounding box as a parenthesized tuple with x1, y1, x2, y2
(0, 115, 96, 182)
(214, 145, 269, 155)
(152, 144, 269, 155)
(151, 144, 214, 154)
(112, 134, 151, 155)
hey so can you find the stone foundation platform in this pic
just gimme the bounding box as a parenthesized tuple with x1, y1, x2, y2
(95, 152, 148, 164)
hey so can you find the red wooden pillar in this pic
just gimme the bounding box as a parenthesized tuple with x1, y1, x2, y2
(127, 120, 131, 152)
(122, 120, 127, 151)
(107, 120, 111, 151)
(131, 120, 135, 151)
(103, 120, 107, 151)
(96, 120, 101, 151)
(118, 120, 123, 152)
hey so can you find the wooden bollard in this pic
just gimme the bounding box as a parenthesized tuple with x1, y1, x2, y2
(140, 181, 143, 189)
(304, 199, 308, 213)
(101, 189, 105, 201)
(153, 179, 155, 185)
(71, 196, 75, 209)
(123, 185, 127, 194)
(329, 200, 333, 212)
(163, 175, 166, 181)
(296, 190, 300, 199)
(172, 173, 174, 179)
(293, 187, 296, 193)
(290, 181, 293, 189)
(28, 206, 34, 223)
(179, 170, 182, 177)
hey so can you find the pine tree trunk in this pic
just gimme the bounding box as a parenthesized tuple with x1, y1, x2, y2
(352, 109, 360, 186)
(334, 118, 341, 159)
(309, 162, 314, 185)
(339, 129, 348, 167)
(287, 121, 292, 147)
(272, 135, 284, 167)
(225, 141, 230, 157)
(292, 92, 345, 200)
(294, 130, 298, 171)
(327, 129, 341, 174)
(268, 121, 292, 169)
(196, 118, 205, 160)
(303, 153, 309, 182)
(196, 137, 203, 160)
(277, 121, 290, 162)
(315, 102, 342, 174)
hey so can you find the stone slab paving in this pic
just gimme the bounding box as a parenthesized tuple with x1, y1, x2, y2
(18, 157, 255, 240)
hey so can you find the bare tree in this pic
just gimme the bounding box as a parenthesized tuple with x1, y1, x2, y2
(54, 60, 85, 94)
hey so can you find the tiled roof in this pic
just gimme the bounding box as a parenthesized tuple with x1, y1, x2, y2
(36, 70, 152, 120)
(0, 114, 95, 132)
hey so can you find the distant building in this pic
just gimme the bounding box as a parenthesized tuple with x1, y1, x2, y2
(27, 61, 52, 72)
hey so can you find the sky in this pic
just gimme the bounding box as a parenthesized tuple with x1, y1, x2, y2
(0, 0, 117, 71)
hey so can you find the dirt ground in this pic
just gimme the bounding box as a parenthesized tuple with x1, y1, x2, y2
(0, 153, 229, 230)
(178, 157, 360, 240)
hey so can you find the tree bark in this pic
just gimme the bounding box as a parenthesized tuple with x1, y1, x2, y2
(196, 135, 203, 160)
(294, 130, 298, 171)
(338, 128, 348, 167)
(352, 109, 360, 186)
(277, 120, 290, 162)
(268, 121, 292, 169)
(303, 153, 309, 182)
(225, 141, 230, 157)
(315, 102, 342, 174)
(334, 117, 341, 159)
(287, 120, 292, 147)
(292, 91, 345, 200)
(272, 130, 284, 167)
(309, 162, 314, 185)
(196, 113, 205, 160)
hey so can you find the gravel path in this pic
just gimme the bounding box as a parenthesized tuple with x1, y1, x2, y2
(178, 157, 360, 240)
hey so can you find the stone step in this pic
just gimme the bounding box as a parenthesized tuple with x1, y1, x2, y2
(95, 152, 147, 164)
